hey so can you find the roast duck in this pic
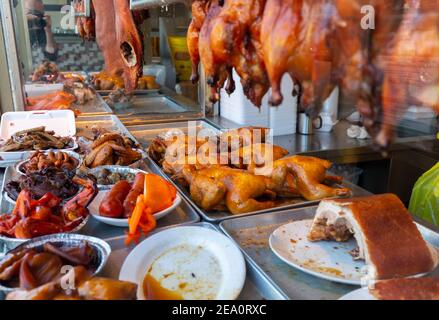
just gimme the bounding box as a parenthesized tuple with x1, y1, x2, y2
(188, 0, 439, 148)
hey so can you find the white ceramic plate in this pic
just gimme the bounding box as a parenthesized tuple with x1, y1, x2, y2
(339, 287, 375, 300)
(119, 226, 246, 300)
(89, 190, 182, 227)
(269, 220, 365, 285)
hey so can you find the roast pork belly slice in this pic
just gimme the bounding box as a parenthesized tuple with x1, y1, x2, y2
(308, 194, 439, 280)
(370, 277, 439, 300)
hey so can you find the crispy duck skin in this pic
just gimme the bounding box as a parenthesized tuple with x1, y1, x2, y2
(209, 0, 269, 107)
(188, 0, 209, 83)
(74, 0, 96, 41)
(377, 0, 439, 148)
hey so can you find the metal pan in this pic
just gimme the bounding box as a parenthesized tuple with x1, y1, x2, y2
(74, 93, 113, 116)
(0, 172, 200, 253)
(75, 114, 139, 143)
(101, 222, 286, 300)
(219, 206, 439, 300)
(127, 120, 371, 222)
(75, 114, 148, 170)
(0, 233, 111, 293)
(96, 89, 160, 96)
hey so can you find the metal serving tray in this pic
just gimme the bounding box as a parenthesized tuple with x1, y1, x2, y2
(219, 206, 439, 300)
(75, 93, 113, 116)
(127, 119, 221, 146)
(110, 96, 191, 118)
(0, 149, 201, 253)
(101, 222, 286, 300)
(0, 222, 282, 300)
(127, 120, 370, 222)
(0, 175, 200, 253)
(75, 114, 138, 142)
(96, 89, 160, 96)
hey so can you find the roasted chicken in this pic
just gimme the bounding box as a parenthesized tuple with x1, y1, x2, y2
(148, 127, 350, 214)
(255, 155, 351, 201)
(183, 166, 276, 214)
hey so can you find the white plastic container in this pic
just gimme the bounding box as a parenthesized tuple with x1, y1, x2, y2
(314, 87, 339, 133)
(0, 110, 77, 162)
(268, 75, 298, 136)
(24, 83, 64, 97)
(220, 71, 297, 136)
(143, 64, 167, 86)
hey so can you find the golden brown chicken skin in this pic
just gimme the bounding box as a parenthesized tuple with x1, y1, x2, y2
(255, 156, 351, 201)
(183, 167, 276, 214)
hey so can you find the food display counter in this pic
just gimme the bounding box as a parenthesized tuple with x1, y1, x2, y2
(0, 0, 439, 303)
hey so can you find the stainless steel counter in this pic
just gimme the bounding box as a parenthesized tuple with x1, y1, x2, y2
(208, 116, 438, 163)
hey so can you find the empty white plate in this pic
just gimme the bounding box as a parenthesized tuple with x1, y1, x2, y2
(89, 190, 181, 227)
(269, 220, 364, 285)
(339, 287, 375, 300)
(119, 226, 246, 300)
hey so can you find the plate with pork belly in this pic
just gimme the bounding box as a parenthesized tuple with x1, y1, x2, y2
(340, 277, 439, 300)
(269, 194, 439, 285)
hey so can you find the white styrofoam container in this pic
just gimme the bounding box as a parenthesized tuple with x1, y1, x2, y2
(315, 87, 340, 133)
(0, 110, 77, 161)
(24, 84, 64, 97)
(268, 75, 298, 136)
(220, 71, 297, 136)
(143, 64, 167, 86)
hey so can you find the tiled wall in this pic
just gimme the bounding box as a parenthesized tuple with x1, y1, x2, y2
(31, 41, 105, 72)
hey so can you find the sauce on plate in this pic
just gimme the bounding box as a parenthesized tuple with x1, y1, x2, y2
(143, 273, 184, 300)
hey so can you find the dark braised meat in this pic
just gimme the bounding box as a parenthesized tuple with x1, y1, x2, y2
(0, 127, 74, 152)
(5, 168, 79, 201)
(0, 241, 96, 290)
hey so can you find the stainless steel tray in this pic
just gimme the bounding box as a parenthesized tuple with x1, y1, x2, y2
(0, 162, 200, 252)
(110, 96, 191, 118)
(219, 206, 439, 300)
(127, 119, 221, 146)
(96, 89, 160, 96)
(75, 114, 138, 142)
(75, 93, 113, 116)
(101, 222, 286, 300)
(127, 120, 371, 222)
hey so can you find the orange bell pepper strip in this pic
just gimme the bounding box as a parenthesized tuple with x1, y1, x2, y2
(126, 194, 157, 245)
(125, 174, 178, 246)
(143, 174, 176, 213)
